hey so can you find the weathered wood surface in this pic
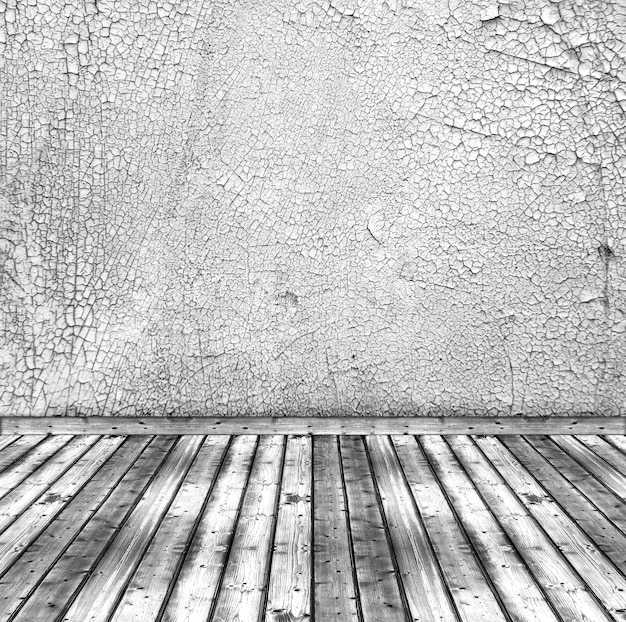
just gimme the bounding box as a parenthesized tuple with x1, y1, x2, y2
(110, 436, 230, 622)
(0, 436, 48, 474)
(61, 436, 205, 621)
(209, 436, 285, 622)
(11, 436, 178, 621)
(161, 436, 257, 622)
(474, 435, 626, 620)
(576, 435, 626, 475)
(367, 435, 460, 622)
(418, 435, 561, 622)
(0, 436, 151, 619)
(339, 435, 406, 621)
(501, 435, 626, 573)
(0, 435, 72, 498)
(0, 434, 624, 621)
(1, 416, 624, 436)
(312, 436, 359, 621)
(389, 435, 505, 622)
(0, 436, 123, 578)
(265, 435, 312, 622)
(0, 435, 101, 534)
(447, 436, 615, 622)
(551, 435, 626, 500)
(526, 435, 626, 535)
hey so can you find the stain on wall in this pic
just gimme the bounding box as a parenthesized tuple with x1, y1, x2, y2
(0, 0, 624, 416)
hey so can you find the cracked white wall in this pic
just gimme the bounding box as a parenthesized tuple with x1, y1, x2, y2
(0, 0, 624, 416)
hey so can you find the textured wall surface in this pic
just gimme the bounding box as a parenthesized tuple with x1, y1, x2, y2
(1, 0, 624, 416)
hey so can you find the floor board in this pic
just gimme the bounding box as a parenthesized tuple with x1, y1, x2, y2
(340, 435, 406, 621)
(265, 435, 312, 622)
(312, 436, 359, 621)
(0, 436, 47, 475)
(0, 433, 624, 621)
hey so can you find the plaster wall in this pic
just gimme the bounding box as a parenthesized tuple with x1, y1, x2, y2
(1, 0, 624, 416)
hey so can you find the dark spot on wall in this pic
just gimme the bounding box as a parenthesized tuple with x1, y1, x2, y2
(598, 244, 614, 261)
(277, 290, 299, 309)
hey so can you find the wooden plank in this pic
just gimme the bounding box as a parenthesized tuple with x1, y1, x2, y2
(474, 435, 626, 619)
(209, 435, 285, 622)
(161, 435, 257, 622)
(0, 437, 20, 453)
(501, 435, 626, 571)
(12, 436, 178, 622)
(419, 435, 560, 622)
(389, 435, 508, 622)
(447, 435, 614, 622)
(109, 436, 230, 622)
(312, 436, 359, 621)
(0, 435, 101, 534)
(526, 435, 626, 535)
(0, 436, 123, 578)
(1, 416, 624, 435)
(551, 435, 626, 499)
(265, 435, 312, 622)
(367, 436, 460, 622)
(58, 435, 204, 621)
(576, 435, 626, 475)
(0, 435, 73, 499)
(605, 435, 626, 454)
(0, 436, 47, 474)
(0, 436, 151, 619)
(0, 436, 25, 463)
(339, 435, 406, 621)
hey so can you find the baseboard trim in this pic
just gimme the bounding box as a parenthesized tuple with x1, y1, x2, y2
(0, 416, 623, 435)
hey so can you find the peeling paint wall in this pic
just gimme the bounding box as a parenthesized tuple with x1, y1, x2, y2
(1, 0, 624, 416)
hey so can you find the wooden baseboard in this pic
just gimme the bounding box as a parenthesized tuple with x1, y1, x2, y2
(0, 416, 623, 435)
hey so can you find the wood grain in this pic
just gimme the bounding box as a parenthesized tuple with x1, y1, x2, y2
(605, 435, 626, 455)
(447, 435, 613, 622)
(209, 435, 285, 622)
(0, 435, 100, 534)
(419, 435, 560, 622)
(161, 435, 257, 622)
(501, 435, 626, 572)
(1, 416, 623, 435)
(0, 436, 150, 620)
(109, 436, 230, 622)
(340, 435, 406, 622)
(576, 435, 626, 475)
(550, 435, 626, 499)
(475, 435, 626, 619)
(265, 435, 312, 622)
(0, 435, 72, 499)
(0, 436, 123, 578)
(367, 435, 460, 622)
(0, 437, 21, 455)
(312, 436, 360, 621)
(0, 436, 47, 473)
(524, 436, 626, 538)
(59, 436, 204, 621)
(0, 433, 623, 621)
(11, 436, 178, 622)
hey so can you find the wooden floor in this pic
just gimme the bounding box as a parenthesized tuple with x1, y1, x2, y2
(0, 435, 624, 621)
